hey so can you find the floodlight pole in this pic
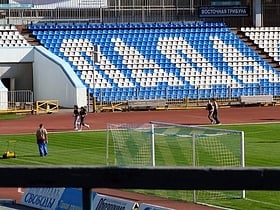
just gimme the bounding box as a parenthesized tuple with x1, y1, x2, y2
(99, 0, 103, 23)
(91, 45, 100, 113)
(92, 53, 96, 113)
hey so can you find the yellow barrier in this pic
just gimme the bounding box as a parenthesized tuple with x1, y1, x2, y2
(35, 100, 59, 114)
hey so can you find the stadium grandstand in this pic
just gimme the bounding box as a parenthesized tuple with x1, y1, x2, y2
(1, 0, 280, 112)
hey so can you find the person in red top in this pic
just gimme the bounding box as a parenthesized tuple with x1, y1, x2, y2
(36, 123, 48, 157)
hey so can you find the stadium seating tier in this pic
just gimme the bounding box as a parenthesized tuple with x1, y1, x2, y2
(28, 22, 280, 102)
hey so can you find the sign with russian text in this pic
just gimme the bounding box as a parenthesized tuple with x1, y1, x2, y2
(21, 188, 65, 210)
(199, 6, 250, 17)
(92, 193, 138, 210)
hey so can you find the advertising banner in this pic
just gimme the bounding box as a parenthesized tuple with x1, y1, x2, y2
(92, 193, 138, 210)
(21, 188, 138, 210)
(21, 188, 65, 210)
(56, 188, 84, 210)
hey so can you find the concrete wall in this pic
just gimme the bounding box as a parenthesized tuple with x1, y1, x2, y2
(0, 81, 8, 110)
(0, 47, 33, 91)
(0, 46, 87, 109)
(33, 47, 87, 108)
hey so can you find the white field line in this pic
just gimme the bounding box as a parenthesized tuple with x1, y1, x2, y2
(245, 197, 280, 208)
(196, 201, 235, 210)
(209, 121, 280, 126)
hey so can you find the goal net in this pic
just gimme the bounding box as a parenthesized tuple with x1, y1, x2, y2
(106, 121, 245, 206)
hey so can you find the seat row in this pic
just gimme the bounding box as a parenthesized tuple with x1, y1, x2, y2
(29, 21, 227, 31)
(0, 25, 17, 30)
(0, 26, 29, 47)
(92, 86, 280, 102)
(241, 26, 280, 32)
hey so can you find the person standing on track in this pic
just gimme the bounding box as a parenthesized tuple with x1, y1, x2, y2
(79, 106, 90, 131)
(206, 99, 215, 124)
(212, 98, 221, 125)
(73, 105, 80, 130)
(36, 123, 48, 157)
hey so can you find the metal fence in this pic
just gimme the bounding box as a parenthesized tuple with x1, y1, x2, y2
(0, 1, 279, 27)
(0, 0, 255, 27)
(0, 90, 34, 112)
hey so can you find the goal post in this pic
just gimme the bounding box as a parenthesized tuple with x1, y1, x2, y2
(106, 121, 245, 205)
(106, 123, 154, 166)
(150, 121, 245, 168)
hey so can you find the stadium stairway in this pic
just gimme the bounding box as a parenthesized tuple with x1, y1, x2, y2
(240, 26, 280, 64)
(16, 25, 40, 46)
(27, 22, 280, 105)
(235, 28, 280, 70)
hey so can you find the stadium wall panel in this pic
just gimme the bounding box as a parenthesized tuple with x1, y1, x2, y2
(0, 46, 87, 108)
(33, 46, 87, 108)
(0, 82, 8, 110)
(0, 47, 33, 63)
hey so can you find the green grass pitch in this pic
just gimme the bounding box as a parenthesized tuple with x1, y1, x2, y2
(0, 123, 280, 210)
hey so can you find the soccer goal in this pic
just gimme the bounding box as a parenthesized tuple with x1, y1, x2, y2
(106, 121, 245, 206)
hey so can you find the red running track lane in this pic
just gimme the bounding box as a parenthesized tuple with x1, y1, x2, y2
(0, 106, 280, 134)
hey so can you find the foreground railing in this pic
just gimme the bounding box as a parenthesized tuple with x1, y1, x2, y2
(1, 166, 280, 209)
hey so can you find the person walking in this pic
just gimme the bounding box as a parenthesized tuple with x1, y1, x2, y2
(73, 105, 80, 130)
(36, 123, 48, 157)
(79, 106, 90, 131)
(206, 99, 215, 124)
(212, 98, 221, 124)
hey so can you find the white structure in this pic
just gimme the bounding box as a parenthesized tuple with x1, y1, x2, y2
(0, 46, 87, 109)
(0, 83, 8, 110)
